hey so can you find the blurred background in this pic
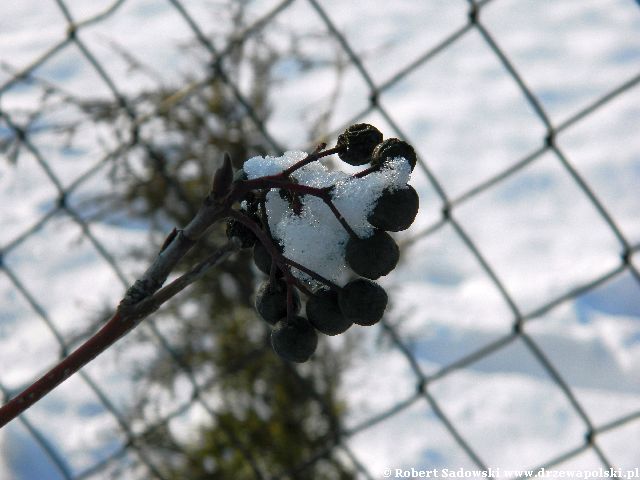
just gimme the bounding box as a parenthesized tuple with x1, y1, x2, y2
(1, 0, 639, 478)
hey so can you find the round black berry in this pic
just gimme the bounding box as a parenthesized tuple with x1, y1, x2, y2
(225, 217, 257, 248)
(306, 289, 352, 336)
(371, 138, 417, 171)
(336, 123, 383, 166)
(368, 185, 419, 232)
(345, 230, 399, 280)
(271, 315, 318, 362)
(338, 278, 388, 326)
(255, 279, 300, 325)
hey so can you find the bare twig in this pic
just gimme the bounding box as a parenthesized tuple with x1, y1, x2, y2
(0, 190, 233, 428)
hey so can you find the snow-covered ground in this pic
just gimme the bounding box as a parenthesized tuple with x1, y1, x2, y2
(1, 0, 639, 478)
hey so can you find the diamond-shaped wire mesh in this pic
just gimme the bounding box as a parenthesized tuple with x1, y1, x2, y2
(1, 0, 639, 478)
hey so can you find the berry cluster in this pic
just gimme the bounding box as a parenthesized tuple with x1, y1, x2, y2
(225, 124, 419, 362)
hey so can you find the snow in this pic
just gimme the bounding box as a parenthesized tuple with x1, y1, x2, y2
(1, 0, 640, 478)
(244, 151, 305, 179)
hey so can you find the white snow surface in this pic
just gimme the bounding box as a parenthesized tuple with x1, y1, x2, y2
(1, 0, 640, 479)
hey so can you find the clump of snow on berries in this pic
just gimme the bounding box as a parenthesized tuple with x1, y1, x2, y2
(273, 195, 351, 288)
(243, 151, 412, 287)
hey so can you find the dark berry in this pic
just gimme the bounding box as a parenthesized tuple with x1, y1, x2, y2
(271, 315, 318, 362)
(306, 289, 352, 336)
(345, 230, 399, 280)
(368, 185, 419, 232)
(338, 278, 388, 326)
(371, 138, 417, 171)
(336, 123, 383, 166)
(225, 217, 257, 248)
(255, 279, 300, 325)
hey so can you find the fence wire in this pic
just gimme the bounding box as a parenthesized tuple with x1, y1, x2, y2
(1, 0, 639, 479)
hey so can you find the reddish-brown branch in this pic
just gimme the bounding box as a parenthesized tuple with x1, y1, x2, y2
(0, 240, 238, 428)
(0, 309, 126, 428)
(280, 144, 341, 177)
(286, 284, 296, 321)
(283, 258, 340, 292)
(353, 165, 379, 178)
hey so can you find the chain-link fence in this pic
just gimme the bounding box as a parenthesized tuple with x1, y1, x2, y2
(1, 0, 640, 478)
